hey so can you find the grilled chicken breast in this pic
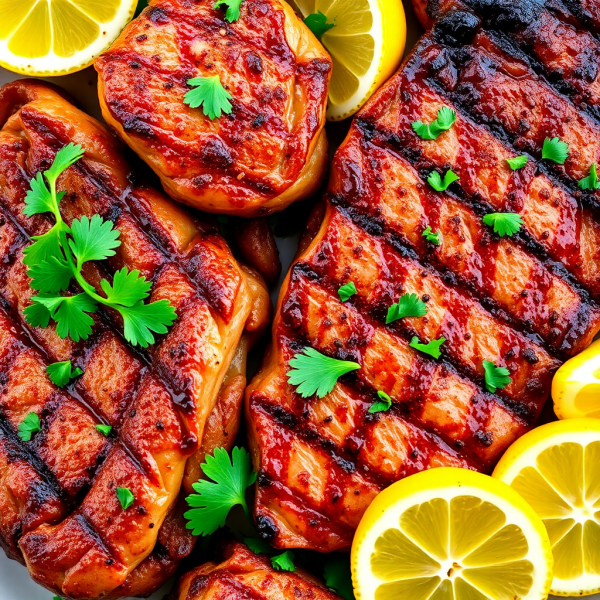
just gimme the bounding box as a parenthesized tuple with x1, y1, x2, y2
(169, 540, 342, 600)
(95, 0, 331, 217)
(0, 79, 268, 599)
(246, 5, 600, 552)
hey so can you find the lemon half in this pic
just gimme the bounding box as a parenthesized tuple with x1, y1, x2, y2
(0, 0, 138, 76)
(494, 419, 600, 596)
(352, 467, 553, 600)
(289, 0, 406, 120)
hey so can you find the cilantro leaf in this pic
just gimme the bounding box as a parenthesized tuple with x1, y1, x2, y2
(119, 299, 177, 348)
(409, 336, 446, 359)
(271, 550, 296, 572)
(338, 281, 357, 302)
(324, 556, 356, 600)
(244, 537, 273, 555)
(44, 143, 85, 184)
(22, 222, 68, 267)
(116, 487, 135, 510)
(24, 300, 52, 329)
(482, 212, 523, 237)
(101, 267, 152, 307)
(428, 169, 459, 191)
(482, 359, 512, 393)
(28, 256, 72, 293)
(18, 412, 41, 442)
(214, 0, 244, 22)
(68, 215, 121, 265)
(185, 76, 233, 120)
(304, 11, 334, 39)
(578, 163, 600, 191)
(369, 390, 392, 413)
(506, 155, 528, 170)
(96, 424, 112, 437)
(412, 107, 456, 140)
(32, 293, 98, 342)
(47, 360, 83, 388)
(422, 226, 441, 245)
(23, 172, 56, 217)
(185, 446, 257, 536)
(287, 347, 361, 398)
(386, 292, 427, 324)
(542, 137, 569, 164)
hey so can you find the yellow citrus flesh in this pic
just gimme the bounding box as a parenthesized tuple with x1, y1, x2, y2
(494, 419, 600, 596)
(352, 468, 553, 600)
(0, 0, 137, 76)
(287, 0, 406, 120)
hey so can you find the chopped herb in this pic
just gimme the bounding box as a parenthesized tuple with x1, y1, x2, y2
(482, 360, 512, 393)
(18, 412, 41, 442)
(244, 537, 273, 555)
(506, 155, 528, 170)
(422, 226, 441, 245)
(304, 11, 334, 39)
(287, 347, 360, 398)
(271, 550, 296, 572)
(428, 169, 459, 192)
(482, 212, 523, 237)
(184, 76, 232, 120)
(96, 424, 112, 437)
(47, 360, 83, 388)
(578, 163, 600, 191)
(386, 292, 428, 324)
(184, 447, 256, 536)
(116, 487, 135, 510)
(542, 137, 569, 164)
(412, 106, 456, 140)
(214, 0, 244, 22)
(409, 336, 446, 359)
(338, 281, 357, 302)
(369, 390, 393, 413)
(324, 556, 356, 600)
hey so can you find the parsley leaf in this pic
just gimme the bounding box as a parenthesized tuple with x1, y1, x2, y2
(369, 390, 392, 413)
(324, 556, 355, 600)
(482, 212, 523, 237)
(412, 107, 456, 140)
(409, 336, 446, 359)
(28, 256, 72, 293)
(287, 347, 361, 398)
(428, 169, 459, 191)
(96, 424, 112, 437)
(185, 76, 233, 120)
(271, 550, 296, 572)
(482, 360, 512, 393)
(338, 281, 357, 302)
(44, 143, 85, 184)
(119, 299, 177, 348)
(214, 0, 244, 22)
(22, 223, 68, 268)
(101, 267, 152, 307)
(23, 172, 56, 217)
(116, 487, 135, 510)
(542, 137, 569, 164)
(244, 537, 273, 555)
(386, 292, 427, 324)
(422, 226, 441, 245)
(23, 300, 52, 329)
(578, 162, 600, 191)
(47, 360, 83, 388)
(185, 447, 256, 536)
(506, 155, 528, 170)
(18, 412, 41, 441)
(68, 215, 121, 265)
(304, 11, 334, 39)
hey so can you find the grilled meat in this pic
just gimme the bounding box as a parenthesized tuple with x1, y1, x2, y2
(246, 4, 600, 552)
(0, 79, 268, 599)
(95, 0, 331, 217)
(169, 540, 342, 600)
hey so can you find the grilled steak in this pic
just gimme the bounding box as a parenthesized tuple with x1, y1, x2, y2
(246, 2, 600, 552)
(0, 79, 268, 599)
(95, 0, 331, 217)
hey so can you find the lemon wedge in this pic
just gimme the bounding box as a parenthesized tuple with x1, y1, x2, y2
(0, 0, 137, 76)
(352, 467, 553, 600)
(494, 419, 600, 596)
(288, 0, 406, 120)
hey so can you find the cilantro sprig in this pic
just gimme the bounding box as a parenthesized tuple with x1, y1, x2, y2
(22, 144, 176, 348)
(542, 137, 569, 164)
(409, 336, 446, 359)
(185, 447, 256, 536)
(369, 390, 392, 413)
(185, 76, 233, 120)
(47, 360, 83, 388)
(338, 281, 357, 302)
(428, 169, 459, 191)
(506, 155, 527, 170)
(214, 0, 244, 22)
(422, 226, 441, 245)
(412, 107, 456, 140)
(482, 360, 512, 393)
(579, 163, 600, 191)
(386, 292, 427, 324)
(304, 11, 335, 39)
(483, 212, 522, 237)
(18, 413, 41, 442)
(287, 347, 360, 398)
(245, 538, 296, 573)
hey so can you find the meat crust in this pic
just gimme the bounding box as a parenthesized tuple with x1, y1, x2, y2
(0, 79, 268, 599)
(96, 0, 331, 217)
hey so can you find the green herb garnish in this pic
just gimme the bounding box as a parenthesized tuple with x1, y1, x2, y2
(271, 550, 296, 572)
(214, 0, 244, 22)
(482, 212, 523, 237)
(409, 336, 446, 359)
(428, 169, 459, 192)
(304, 11, 334, 39)
(542, 137, 569, 164)
(324, 556, 356, 600)
(47, 360, 83, 388)
(578, 163, 600, 190)
(338, 281, 357, 302)
(18, 412, 41, 442)
(482, 360, 512, 393)
(506, 155, 528, 170)
(116, 487, 135, 510)
(96, 424, 112, 437)
(422, 226, 441, 245)
(412, 107, 456, 140)
(386, 292, 427, 324)
(244, 537, 273, 555)
(368, 390, 393, 413)
(185, 76, 233, 120)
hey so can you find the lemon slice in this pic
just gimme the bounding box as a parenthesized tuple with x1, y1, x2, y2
(494, 419, 600, 596)
(0, 0, 137, 76)
(288, 0, 406, 120)
(352, 467, 553, 600)
(552, 339, 600, 420)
